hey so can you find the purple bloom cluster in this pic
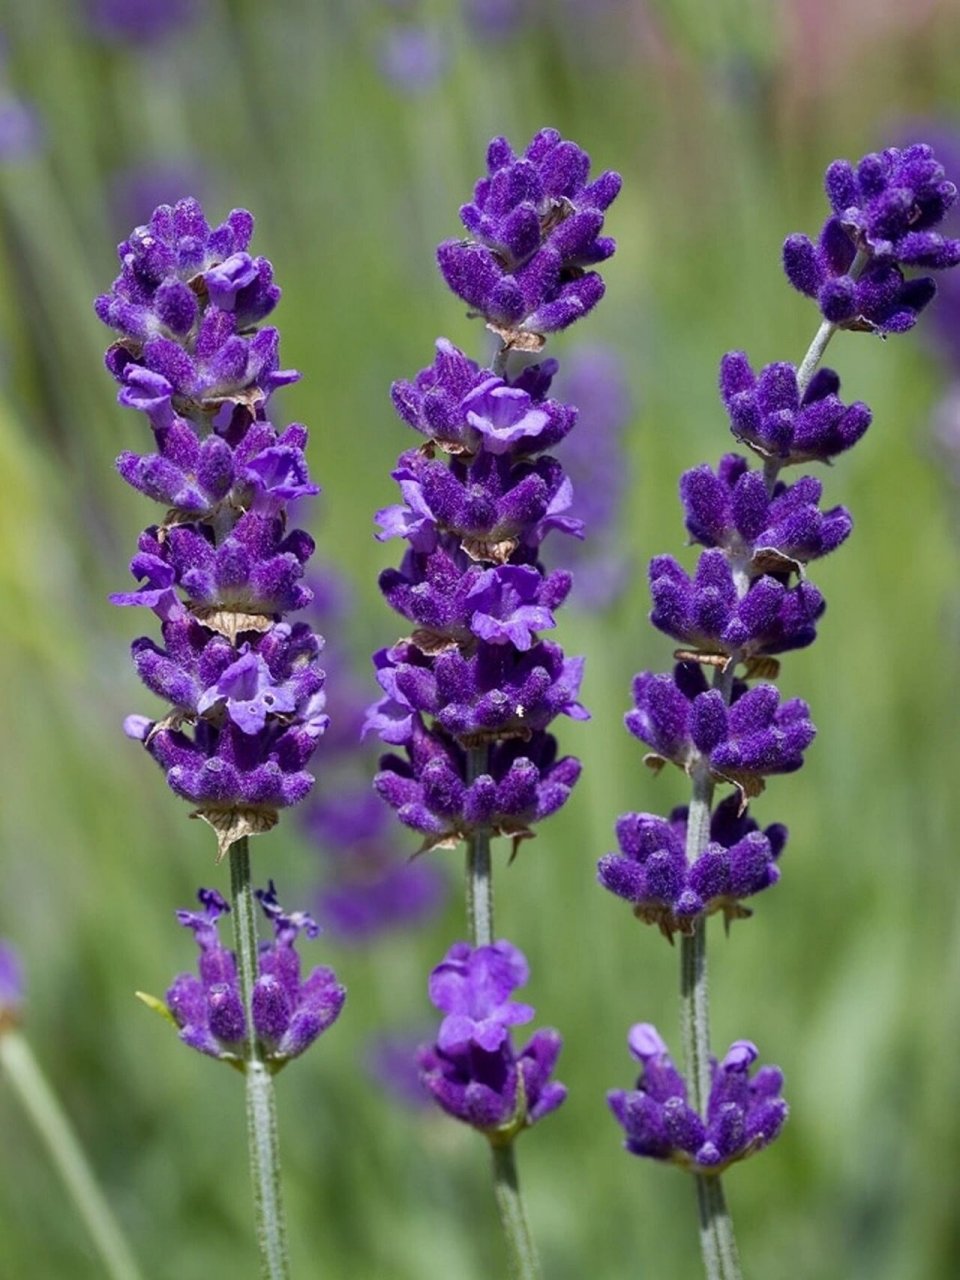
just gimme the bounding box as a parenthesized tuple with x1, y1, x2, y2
(783, 144, 960, 333)
(627, 664, 815, 801)
(0, 941, 23, 1030)
(372, 130, 620, 857)
(598, 797, 787, 939)
(608, 1025, 787, 1173)
(165, 885, 344, 1069)
(437, 128, 621, 344)
(417, 941, 566, 1137)
(96, 200, 326, 856)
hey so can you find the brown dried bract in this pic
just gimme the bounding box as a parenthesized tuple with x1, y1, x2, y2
(485, 322, 546, 354)
(409, 627, 463, 657)
(462, 535, 518, 564)
(193, 806, 280, 862)
(751, 545, 805, 579)
(191, 606, 274, 642)
(743, 656, 781, 681)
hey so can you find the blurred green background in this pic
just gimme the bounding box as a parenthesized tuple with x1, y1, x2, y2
(1, 1, 960, 1277)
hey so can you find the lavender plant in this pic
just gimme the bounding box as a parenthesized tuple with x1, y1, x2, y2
(369, 128, 620, 1277)
(95, 199, 341, 1279)
(601, 145, 960, 1278)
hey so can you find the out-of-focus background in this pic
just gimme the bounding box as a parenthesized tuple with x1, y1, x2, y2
(1, 1, 959, 1277)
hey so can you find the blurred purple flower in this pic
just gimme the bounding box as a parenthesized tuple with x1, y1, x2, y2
(378, 25, 448, 94)
(0, 941, 24, 1027)
(85, 0, 201, 44)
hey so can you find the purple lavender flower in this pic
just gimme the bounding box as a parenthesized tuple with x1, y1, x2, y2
(607, 1024, 787, 1173)
(437, 128, 621, 344)
(719, 353, 871, 466)
(376, 448, 582, 564)
(783, 144, 960, 333)
(308, 784, 447, 941)
(377, 25, 448, 94)
(418, 941, 566, 1137)
(626, 663, 815, 799)
(165, 885, 344, 1068)
(368, 639, 587, 746)
(364, 1031, 434, 1110)
(97, 200, 326, 856)
(542, 344, 635, 609)
(85, 0, 201, 44)
(374, 715, 581, 854)
(391, 340, 575, 456)
(649, 552, 825, 663)
(0, 96, 43, 163)
(372, 131, 619, 869)
(0, 941, 24, 1029)
(597, 796, 787, 937)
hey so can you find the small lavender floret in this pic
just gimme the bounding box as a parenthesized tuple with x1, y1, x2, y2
(607, 1024, 787, 1173)
(597, 795, 787, 937)
(782, 145, 960, 333)
(376, 447, 582, 564)
(720, 353, 871, 466)
(437, 128, 621, 340)
(114, 513, 316, 622)
(374, 716, 580, 852)
(124, 607, 327, 838)
(626, 662, 815, 797)
(380, 549, 570, 653)
(367, 638, 587, 746)
(418, 941, 566, 1137)
(165, 884, 344, 1069)
(680, 453, 852, 569)
(0, 941, 24, 1028)
(649, 551, 824, 661)
(392, 339, 575, 456)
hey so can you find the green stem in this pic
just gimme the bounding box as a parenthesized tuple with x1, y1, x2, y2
(490, 1141, 543, 1280)
(463, 746, 542, 1279)
(681, 767, 742, 1280)
(0, 1030, 145, 1280)
(765, 245, 872, 494)
(465, 746, 494, 948)
(229, 838, 290, 1280)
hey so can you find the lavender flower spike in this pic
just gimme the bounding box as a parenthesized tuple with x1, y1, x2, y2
(374, 126, 618, 1280)
(783, 143, 960, 335)
(161, 885, 344, 1070)
(97, 200, 328, 1278)
(608, 1024, 787, 1174)
(418, 941, 566, 1140)
(97, 199, 326, 859)
(602, 138, 960, 1280)
(438, 128, 621, 348)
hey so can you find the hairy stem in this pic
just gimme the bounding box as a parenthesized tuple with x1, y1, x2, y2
(465, 746, 494, 947)
(765, 246, 871, 494)
(0, 1030, 145, 1280)
(490, 1141, 543, 1280)
(229, 837, 290, 1280)
(681, 766, 742, 1280)
(463, 746, 541, 1278)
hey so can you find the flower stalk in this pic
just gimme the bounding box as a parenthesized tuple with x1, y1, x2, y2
(230, 837, 289, 1280)
(371, 128, 620, 1278)
(0, 1030, 145, 1280)
(604, 143, 960, 1276)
